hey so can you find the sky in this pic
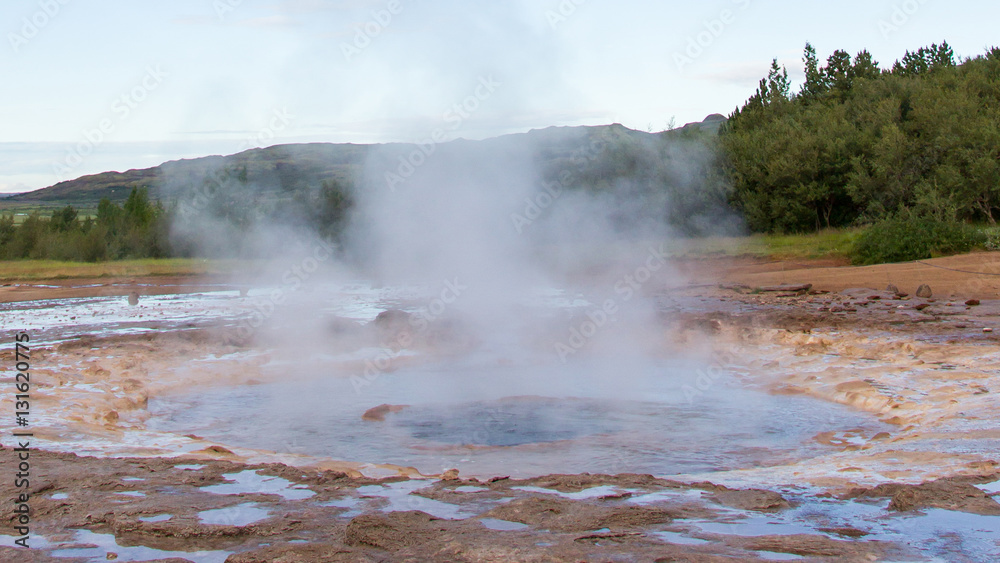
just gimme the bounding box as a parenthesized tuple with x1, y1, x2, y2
(1, 0, 998, 193)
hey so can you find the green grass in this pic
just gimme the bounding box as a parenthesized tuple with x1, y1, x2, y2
(672, 228, 862, 261)
(0, 258, 249, 282)
(0, 204, 98, 225)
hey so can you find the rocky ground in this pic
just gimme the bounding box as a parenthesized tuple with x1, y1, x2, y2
(3, 450, 997, 562)
(2, 255, 1000, 561)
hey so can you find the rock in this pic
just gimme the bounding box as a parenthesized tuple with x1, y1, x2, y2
(193, 445, 236, 457)
(371, 309, 415, 344)
(127, 291, 140, 306)
(759, 284, 813, 293)
(239, 287, 250, 297)
(854, 477, 1000, 515)
(914, 303, 931, 311)
(710, 488, 790, 512)
(966, 299, 981, 306)
(345, 512, 439, 550)
(483, 496, 674, 532)
(441, 468, 460, 481)
(373, 309, 413, 327)
(819, 527, 870, 538)
(886, 284, 900, 295)
(362, 404, 409, 422)
(916, 284, 933, 298)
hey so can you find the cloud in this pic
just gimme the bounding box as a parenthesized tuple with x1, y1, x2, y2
(171, 15, 217, 26)
(694, 57, 806, 88)
(237, 15, 300, 28)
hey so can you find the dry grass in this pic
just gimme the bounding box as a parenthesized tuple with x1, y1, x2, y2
(0, 258, 248, 281)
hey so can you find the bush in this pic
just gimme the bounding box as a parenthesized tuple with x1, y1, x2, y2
(851, 214, 985, 265)
(981, 226, 1000, 251)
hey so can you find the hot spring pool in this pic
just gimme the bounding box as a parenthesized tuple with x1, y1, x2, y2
(149, 352, 886, 478)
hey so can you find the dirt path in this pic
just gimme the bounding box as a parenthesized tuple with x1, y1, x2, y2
(713, 251, 1000, 299)
(0, 275, 237, 304)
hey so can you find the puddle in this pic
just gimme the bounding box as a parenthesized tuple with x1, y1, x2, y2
(175, 464, 205, 470)
(976, 480, 1000, 495)
(356, 480, 472, 519)
(454, 485, 490, 493)
(114, 491, 146, 497)
(138, 514, 172, 523)
(479, 518, 531, 531)
(692, 518, 821, 537)
(651, 530, 711, 545)
(513, 485, 624, 500)
(198, 503, 270, 526)
(51, 493, 69, 500)
(49, 529, 232, 562)
(201, 470, 315, 500)
(684, 495, 1000, 560)
(322, 497, 364, 518)
(755, 551, 805, 561)
(628, 489, 707, 505)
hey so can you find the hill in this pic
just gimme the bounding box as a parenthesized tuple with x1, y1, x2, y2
(8, 121, 724, 207)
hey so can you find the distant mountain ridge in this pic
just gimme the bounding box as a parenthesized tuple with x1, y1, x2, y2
(9, 118, 726, 206)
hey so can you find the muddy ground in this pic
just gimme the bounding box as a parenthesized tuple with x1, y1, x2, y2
(2, 254, 1000, 561)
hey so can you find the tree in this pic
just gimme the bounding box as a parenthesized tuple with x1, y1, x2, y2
(50, 205, 78, 232)
(824, 49, 854, 94)
(724, 43, 1000, 232)
(123, 186, 154, 228)
(800, 43, 827, 100)
(850, 50, 881, 81)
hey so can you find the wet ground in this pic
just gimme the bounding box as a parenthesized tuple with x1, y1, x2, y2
(1, 263, 999, 561)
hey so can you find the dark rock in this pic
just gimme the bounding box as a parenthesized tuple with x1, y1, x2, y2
(710, 488, 790, 512)
(966, 299, 981, 306)
(916, 284, 933, 298)
(853, 477, 1000, 515)
(127, 291, 140, 306)
(361, 404, 408, 422)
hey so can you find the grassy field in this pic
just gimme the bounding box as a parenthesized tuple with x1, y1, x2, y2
(0, 258, 249, 282)
(0, 206, 98, 225)
(0, 231, 865, 282)
(672, 229, 861, 261)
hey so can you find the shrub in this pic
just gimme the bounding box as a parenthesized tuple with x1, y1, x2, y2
(851, 214, 986, 265)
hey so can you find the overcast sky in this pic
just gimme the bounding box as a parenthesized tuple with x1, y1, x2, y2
(1, 0, 997, 193)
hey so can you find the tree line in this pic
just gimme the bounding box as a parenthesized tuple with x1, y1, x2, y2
(723, 42, 1000, 233)
(0, 188, 170, 261)
(2, 42, 997, 263)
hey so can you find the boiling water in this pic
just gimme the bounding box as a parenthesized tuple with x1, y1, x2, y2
(150, 352, 884, 477)
(3, 285, 886, 478)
